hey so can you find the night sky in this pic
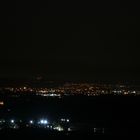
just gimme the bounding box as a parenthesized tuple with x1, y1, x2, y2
(1, 1, 140, 81)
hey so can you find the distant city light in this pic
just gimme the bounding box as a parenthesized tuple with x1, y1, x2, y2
(50, 125, 53, 129)
(1, 83, 139, 97)
(61, 118, 69, 122)
(53, 125, 64, 131)
(58, 127, 63, 131)
(61, 119, 65, 121)
(0, 101, 4, 106)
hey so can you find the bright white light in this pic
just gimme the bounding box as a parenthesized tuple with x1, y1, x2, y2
(44, 120, 48, 124)
(40, 120, 44, 124)
(40, 119, 48, 124)
(66, 119, 69, 122)
(30, 120, 33, 124)
(11, 120, 14, 123)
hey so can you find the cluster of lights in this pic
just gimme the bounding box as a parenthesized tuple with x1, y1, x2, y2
(0, 118, 104, 134)
(61, 118, 69, 122)
(39, 119, 48, 124)
(1, 83, 140, 97)
(53, 125, 64, 131)
(0, 118, 70, 130)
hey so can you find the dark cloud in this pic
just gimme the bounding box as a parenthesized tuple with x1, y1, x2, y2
(0, 1, 140, 80)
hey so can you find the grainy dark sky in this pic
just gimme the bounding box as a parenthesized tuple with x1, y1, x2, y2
(0, 1, 140, 81)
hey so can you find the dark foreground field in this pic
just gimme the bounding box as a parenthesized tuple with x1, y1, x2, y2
(0, 95, 140, 138)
